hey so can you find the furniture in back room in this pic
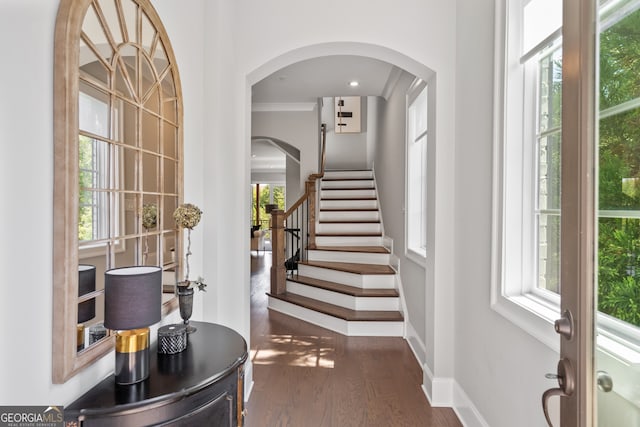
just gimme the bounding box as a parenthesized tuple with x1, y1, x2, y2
(251, 227, 266, 255)
(65, 322, 248, 426)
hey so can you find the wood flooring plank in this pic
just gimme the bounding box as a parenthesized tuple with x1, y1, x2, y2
(311, 245, 390, 254)
(267, 291, 404, 322)
(288, 275, 398, 297)
(248, 252, 462, 427)
(301, 260, 396, 275)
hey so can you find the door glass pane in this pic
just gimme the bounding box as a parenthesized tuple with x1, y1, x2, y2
(597, 3, 640, 425)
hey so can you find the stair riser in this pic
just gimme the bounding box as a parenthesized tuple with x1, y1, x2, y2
(307, 249, 391, 265)
(286, 281, 400, 311)
(268, 297, 404, 337)
(321, 180, 375, 189)
(298, 264, 395, 288)
(320, 199, 378, 210)
(315, 235, 384, 246)
(319, 211, 380, 222)
(321, 189, 377, 199)
(317, 223, 382, 234)
(323, 171, 374, 180)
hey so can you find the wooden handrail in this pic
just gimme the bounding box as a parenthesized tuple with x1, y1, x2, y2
(271, 124, 327, 295)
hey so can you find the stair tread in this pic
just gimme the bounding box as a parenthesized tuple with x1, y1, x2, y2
(268, 292, 404, 322)
(321, 186, 374, 190)
(310, 245, 390, 254)
(288, 275, 398, 297)
(321, 197, 377, 200)
(320, 208, 379, 212)
(319, 220, 381, 224)
(316, 232, 382, 237)
(322, 177, 374, 181)
(301, 260, 395, 275)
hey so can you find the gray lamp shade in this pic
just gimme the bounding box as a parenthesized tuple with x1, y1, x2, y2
(78, 264, 96, 323)
(104, 266, 162, 330)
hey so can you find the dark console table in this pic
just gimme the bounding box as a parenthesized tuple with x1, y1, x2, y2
(66, 321, 248, 426)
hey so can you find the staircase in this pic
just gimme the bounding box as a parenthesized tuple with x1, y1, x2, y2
(267, 170, 405, 336)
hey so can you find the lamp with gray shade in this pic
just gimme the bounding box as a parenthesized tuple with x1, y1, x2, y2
(105, 266, 161, 385)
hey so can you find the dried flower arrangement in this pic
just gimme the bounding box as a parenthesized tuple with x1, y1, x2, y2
(141, 203, 157, 264)
(174, 203, 206, 291)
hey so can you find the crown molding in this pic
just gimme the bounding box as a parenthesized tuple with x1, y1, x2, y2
(252, 102, 317, 112)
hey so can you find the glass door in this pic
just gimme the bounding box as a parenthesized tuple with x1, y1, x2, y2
(595, 1, 640, 425)
(550, 0, 640, 425)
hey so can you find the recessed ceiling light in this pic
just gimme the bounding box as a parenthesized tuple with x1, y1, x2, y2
(251, 154, 256, 158)
(349, 81, 359, 87)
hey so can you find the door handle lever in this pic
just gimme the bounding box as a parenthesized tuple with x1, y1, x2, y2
(542, 358, 575, 427)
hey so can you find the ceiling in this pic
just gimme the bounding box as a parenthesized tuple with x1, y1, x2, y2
(251, 55, 398, 104)
(251, 138, 287, 173)
(251, 55, 399, 174)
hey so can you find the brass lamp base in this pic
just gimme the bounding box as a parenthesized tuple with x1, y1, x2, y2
(114, 328, 150, 385)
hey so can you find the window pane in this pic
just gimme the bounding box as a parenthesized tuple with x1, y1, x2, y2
(599, 108, 640, 211)
(538, 213, 560, 293)
(538, 132, 562, 211)
(538, 47, 562, 133)
(597, 5, 640, 329)
(79, 88, 110, 139)
(599, 7, 640, 111)
(598, 217, 640, 327)
(523, 0, 562, 54)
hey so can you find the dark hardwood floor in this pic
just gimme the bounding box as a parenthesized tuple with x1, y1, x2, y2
(246, 251, 462, 427)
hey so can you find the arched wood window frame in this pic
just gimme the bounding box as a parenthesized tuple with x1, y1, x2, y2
(53, 0, 183, 383)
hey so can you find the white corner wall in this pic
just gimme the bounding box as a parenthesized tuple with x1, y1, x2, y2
(0, 1, 566, 425)
(321, 96, 369, 170)
(0, 0, 209, 405)
(236, 0, 457, 412)
(252, 110, 318, 198)
(453, 0, 560, 426)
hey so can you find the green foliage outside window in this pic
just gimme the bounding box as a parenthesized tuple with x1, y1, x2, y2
(78, 135, 94, 241)
(539, 8, 640, 327)
(596, 8, 640, 327)
(251, 184, 285, 229)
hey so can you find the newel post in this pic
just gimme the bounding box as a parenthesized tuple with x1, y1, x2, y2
(307, 179, 317, 249)
(270, 209, 286, 295)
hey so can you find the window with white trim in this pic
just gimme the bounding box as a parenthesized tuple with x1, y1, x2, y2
(406, 80, 428, 260)
(78, 89, 121, 252)
(495, 0, 640, 350)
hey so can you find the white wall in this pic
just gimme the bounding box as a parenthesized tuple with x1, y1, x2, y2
(252, 110, 318, 198)
(374, 71, 430, 354)
(453, 0, 560, 425)
(236, 0, 457, 410)
(321, 96, 368, 170)
(0, 0, 207, 405)
(0, 1, 567, 426)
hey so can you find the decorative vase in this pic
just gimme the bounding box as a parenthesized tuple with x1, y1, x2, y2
(177, 286, 196, 333)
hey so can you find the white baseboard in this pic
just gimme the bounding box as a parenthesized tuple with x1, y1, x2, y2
(422, 363, 454, 407)
(405, 320, 427, 366)
(420, 362, 489, 427)
(452, 384, 491, 427)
